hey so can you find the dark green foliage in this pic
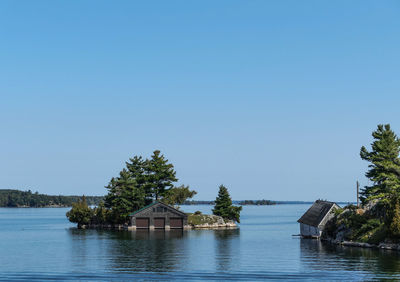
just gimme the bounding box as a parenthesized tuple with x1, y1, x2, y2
(66, 196, 93, 228)
(360, 124, 400, 204)
(212, 185, 242, 223)
(0, 189, 103, 207)
(104, 169, 145, 224)
(92, 202, 109, 224)
(389, 197, 400, 237)
(162, 185, 197, 206)
(101, 150, 196, 224)
(182, 200, 215, 205)
(368, 225, 388, 244)
(239, 200, 276, 205)
(325, 125, 400, 244)
(145, 150, 178, 201)
(125, 156, 148, 203)
(324, 202, 397, 244)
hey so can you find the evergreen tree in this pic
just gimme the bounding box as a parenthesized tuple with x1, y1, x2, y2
(145, 150, 178, 201)
(104, 169, 145, 223)
(212, 185, 242, 223)
(66, 196, 93, 228)
(98, 150, 195, 224)
(162, 185, 197, 206)
(126, 156, 146, 187)
(360, 124, 400, 204)
(390, 197, 400, 237)
(93, 201, 108, 224)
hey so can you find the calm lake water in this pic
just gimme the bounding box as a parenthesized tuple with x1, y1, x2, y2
(1, 204, 400, 281)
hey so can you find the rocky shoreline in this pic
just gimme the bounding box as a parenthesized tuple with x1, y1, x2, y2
(187, 221, 237, 229)
(187, 213, 237, 229)
(79, 223, 237, 230)
(323, 238, 400, 251)
(79, 214, 237, 230)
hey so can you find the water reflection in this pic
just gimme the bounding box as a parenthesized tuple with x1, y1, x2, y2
(214, 229, 240, 272)
(300, 238, 400, 279)
(68, 229, 186, 273)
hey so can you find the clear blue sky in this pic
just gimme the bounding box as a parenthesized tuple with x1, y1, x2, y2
(1, 1, 399, 201)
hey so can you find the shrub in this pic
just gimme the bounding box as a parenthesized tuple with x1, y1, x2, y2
(66, 196, 93, 228)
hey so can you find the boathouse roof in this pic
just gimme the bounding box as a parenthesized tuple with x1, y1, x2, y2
(297, 200, 338, 227)
(129, 201, 187, 217)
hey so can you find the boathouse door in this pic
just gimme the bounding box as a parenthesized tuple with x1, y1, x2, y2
(154, 218, 165, 229)
(170, 218, 183, 229)
(136, 218, 149, 229)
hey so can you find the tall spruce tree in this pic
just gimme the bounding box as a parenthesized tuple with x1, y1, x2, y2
(145, 150, 178, 201)
(212, 185, 242, 223)
(360, 124, 400, 204)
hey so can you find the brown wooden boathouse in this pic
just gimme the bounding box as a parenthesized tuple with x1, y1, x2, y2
(128, 201, 188, 230)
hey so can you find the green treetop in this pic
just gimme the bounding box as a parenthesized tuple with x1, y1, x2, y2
(66, 195, 93, 228)
(101, 150, 196, 224)
(212, 184, 242, 223)
(162, 185, 197, 206)
(104, 168, 145, 223)
(145, 150, 178, 201)
(360, 124, 400, 204)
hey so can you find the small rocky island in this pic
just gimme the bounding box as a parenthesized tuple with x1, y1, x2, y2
(301, 125, 400, 250)
(187, 212, 237, 229)
(66, 150, 241, 230)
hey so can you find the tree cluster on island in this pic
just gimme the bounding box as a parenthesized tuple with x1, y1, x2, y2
(324, 124, 400, 244)
(66, 150, 242, 228)
(213, 185, 242, 222)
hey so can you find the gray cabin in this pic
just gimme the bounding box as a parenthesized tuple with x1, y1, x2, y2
(128, 201, 188, 230)
(297, 200, 339, 238)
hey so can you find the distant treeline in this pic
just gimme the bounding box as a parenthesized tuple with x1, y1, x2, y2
(183, 200, 277, 205)
(238, 200, 276, 205)
(0, 190, 103, 207)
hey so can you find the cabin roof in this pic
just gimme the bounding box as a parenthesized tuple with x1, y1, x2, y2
(297, 200, 338, 227)
(129, 201, 186, 217)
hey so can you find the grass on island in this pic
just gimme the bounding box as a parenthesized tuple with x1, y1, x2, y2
(187, 212, 219, 226)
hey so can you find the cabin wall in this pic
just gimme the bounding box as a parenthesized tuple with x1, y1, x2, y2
(300, 223, 321, 238)
(129, 204, 188, 230)
(318, 206, 337, 230)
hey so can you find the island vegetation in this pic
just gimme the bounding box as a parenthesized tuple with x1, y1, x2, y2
(213, 185, 242, 222)
(67, 150, 197, 227)
(66, 150, 242, 229)
(0, 189, 103, 207)
(324, 124, 400, 247)
(187, 184, 243, 227)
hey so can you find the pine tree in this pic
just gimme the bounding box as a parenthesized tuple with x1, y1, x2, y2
(104, 169, 145, 223)
(390, 197, 400, 237)
(212, 185, 242, 223)
(360, 124, 400, 204)
(145, 150, 178, 201)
